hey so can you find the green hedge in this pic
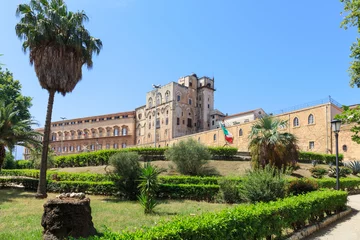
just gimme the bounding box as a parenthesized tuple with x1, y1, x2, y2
(299, 151, 344, 164)
(15, 160, 33, 169)
(53, 147, 168, 168)
(158, 184, 220, 201)
(91, 189, 347, 240)
(0, 170, 111, 182)
(208, 147, 238, 159)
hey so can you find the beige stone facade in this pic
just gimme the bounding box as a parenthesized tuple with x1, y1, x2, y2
(23, 73, 360, 161)
(135, 74, 219, 147)
(24, 111, 135, 159)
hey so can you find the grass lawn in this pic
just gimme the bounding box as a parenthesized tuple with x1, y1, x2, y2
(0, 188, 229, 240)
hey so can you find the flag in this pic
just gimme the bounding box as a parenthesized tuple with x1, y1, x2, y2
(219, 122, 233, 144)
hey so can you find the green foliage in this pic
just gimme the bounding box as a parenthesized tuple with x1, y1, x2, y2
(109, 151, 142, 200)
(316, 178, 360, 191)
(138, 164, 162, 214)
(249, 116, 299, 169)
(239, 165, 286, 203)
(328, 167, 350, 178)
(344, 160, 360, 175)
(207, 147, 238, 159)
(336, 105, 360, 144)
(2, 151, 16, 169)
(309, 167, 328, 178)
(340, 0, 360, 88)
(298, 151, 343, 164)
(158, 184, 220, 201)
(287, 178, 318, 196)
(53, 147, 168, 168)
(0, 66, 32, 124)
(165, 139, 212, 176)
(216, 179, 241, 203)
(89, 190, 348, 240)
(159, 176, 225, 185)
(15, 160, 33, 169)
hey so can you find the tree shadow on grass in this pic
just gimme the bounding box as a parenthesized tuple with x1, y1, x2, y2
(0, 187, 37, 204)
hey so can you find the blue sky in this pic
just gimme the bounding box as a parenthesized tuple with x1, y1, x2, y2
(0, 1, 358, 129)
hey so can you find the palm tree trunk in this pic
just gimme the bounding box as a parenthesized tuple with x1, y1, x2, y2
(0, 144, 5, 171)
(35, 90, 55, 199)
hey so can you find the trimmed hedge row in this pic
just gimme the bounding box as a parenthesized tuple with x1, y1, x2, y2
(0, 170, 243, 185)
(158, 184, 220, 201)
(51, 146, 239, 168)
(208, 147, 238, 159)
(299, 151, 344, 164)
(91, 189, 348, 240)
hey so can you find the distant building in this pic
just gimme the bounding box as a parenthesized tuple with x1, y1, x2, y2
(24, 74, 360, 161)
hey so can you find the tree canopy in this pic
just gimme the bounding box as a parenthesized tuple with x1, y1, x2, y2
(0, 66, 32, 124)
(340, 0, 360, 87)
(336, 105, 360, 143)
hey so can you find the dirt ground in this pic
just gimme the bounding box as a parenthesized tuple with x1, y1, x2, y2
(50, 160, 331, 178)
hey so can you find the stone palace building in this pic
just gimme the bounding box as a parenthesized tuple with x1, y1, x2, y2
(24, 73, 360, 160)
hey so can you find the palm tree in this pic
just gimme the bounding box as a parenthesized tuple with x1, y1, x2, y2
(0, 102, 42, 170)
(248, 116, 299, 169)
(15, 0, 102, 198)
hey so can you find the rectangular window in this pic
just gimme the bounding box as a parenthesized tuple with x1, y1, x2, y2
(156, 118, 160, 129)
(309, 141, 315, 150)
(106, 144, 110, 149)
(187, 118, 192, 127)
(85, 120, 89, 123)
(98, 144, 102, 150)
(183, 120, 185, 124)
(113, 143, 118, 149)
(177, 95, 180, 101)
(212, 120, 214, 126)
(188, 99, 192, 105)
(177, 118, 180, 125)
(208, 104, 210, 108)
(166, 118, 169, 125)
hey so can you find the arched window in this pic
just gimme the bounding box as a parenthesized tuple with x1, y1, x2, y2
(114, 128, 119, 136)
(51, 134, 57, 141)
(148, 98, 153, 108)
(293, 117, 299, 127)
(177, 95, 181, 101)
(156, 93, 162, 105)
(113, 143, 118, 149)
(343, 145, 348, 152)
(76, 145, 81, 152)
(213, 134, 217, 141)
(165, 91, 170, 102)
(308, 114, 314, 124)
(122, 127, 127, 136)
(122, 143, 127, 148)
(239, 129, 243, 136)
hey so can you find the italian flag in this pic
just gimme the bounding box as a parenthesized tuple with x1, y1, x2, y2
(220, 122, 233, 144)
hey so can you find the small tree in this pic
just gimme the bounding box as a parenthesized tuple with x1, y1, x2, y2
(165, 138, 211, 176)
(109, 151, 141, 200)
(239, 165, 286, 203)
(138, 163, 162, 214)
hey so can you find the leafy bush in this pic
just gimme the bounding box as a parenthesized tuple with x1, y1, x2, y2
(328, 167, 350, 178)
(299, 152, 343, 164)
(2, 152, 16, 169)
(317, 178, 360, 191)
(138, 164, 162, 214)
(207, 147, 238, 160)
(344, 161, 360, 175)
(109, 151, 142, 200)
(239, 165, 286, 203)
(15, 160, 33, 169)
(165, 139, 212, 176)
(216, 179, 241, 203)
(310, 167, 328, 178)
(158, 184, 220, 201)
(287, 178, 318, 196)
(89, 190, 348, 240)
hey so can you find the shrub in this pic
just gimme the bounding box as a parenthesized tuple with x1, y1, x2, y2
(138, 164, 162, 214)
(207, 147, 238, 160)
(158, 184, 220, 201)
(287, 178, 318, 196)
(90, 190, 348, 240)
(15, 160, 33, 169)
(239, 165, 286, 203)
(309, 166, 327, 178)
(2, 152, 16, 169)
(216, 179, 241, 203)
(328, 167, 350, 178)
(165, 139, 212, 176)
(344, 161, 360, 175)
(109, 151, 142, 200)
